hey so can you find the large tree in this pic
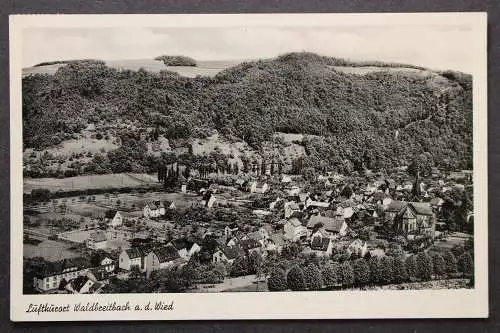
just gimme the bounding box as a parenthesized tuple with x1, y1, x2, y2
(267, 267, 287, 291)
(304, 264, 323, 290)
(287, 265, 306, 291)
(416, 252, 433, 281)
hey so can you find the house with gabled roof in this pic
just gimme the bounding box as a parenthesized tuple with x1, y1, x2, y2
(201, 190, 216, 208)
(118, 247, 147, 272)
(33, 258, 92, 292)
(86, 230, 107, 250)
(145, 246, 183, 277)
(167, 238, 201, 259)
(212, 245, 245, 264)
(239, 238, 262, 254)
(385, 201, 436, 239)
(307, 215, 347, 238)
(310, 234, 333, 257)
(283, 218, 307, 241)
(105, 210, 123, 228)
(265, 233, 286, 254)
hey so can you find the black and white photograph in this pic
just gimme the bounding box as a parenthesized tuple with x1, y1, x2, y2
(10, 13, 488, 321)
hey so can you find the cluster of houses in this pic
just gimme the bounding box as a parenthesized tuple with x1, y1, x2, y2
(32, 168, 472, 294)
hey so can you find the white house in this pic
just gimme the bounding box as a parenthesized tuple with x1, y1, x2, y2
(281, 175, 292, 183)
(145, 246, 182, 278)
(118, 247, 147, 272)
(306, 215, 348, 238)
(106, 211, 123, 228)
(283, 218, 307, 241)
(201, 190, 216, 208)
(33, 258, 90, 292)
(167, 239, 201, 260)
(100, 256, 116, 273)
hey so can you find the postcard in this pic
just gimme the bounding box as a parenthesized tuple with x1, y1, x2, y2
(10, 13, 488, 321)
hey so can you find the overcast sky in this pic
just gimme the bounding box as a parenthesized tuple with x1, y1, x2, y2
(22, 26, 475, 72)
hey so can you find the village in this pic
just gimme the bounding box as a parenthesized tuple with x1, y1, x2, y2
(23, 164, 475, 294)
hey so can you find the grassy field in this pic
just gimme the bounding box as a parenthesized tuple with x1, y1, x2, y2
(23, 239, 82, 262)
(24, 173, 159, 193)
(22, 59, 244, 78)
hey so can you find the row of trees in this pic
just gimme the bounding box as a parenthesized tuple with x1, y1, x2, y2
(268, 251, 474, 291)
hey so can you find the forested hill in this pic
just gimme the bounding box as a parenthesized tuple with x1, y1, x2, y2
(22, 52, 472, 175)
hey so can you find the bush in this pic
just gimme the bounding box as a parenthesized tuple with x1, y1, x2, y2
(405, 255, 417, 280)
(267, 268, 287, 291)
(368, 256, 380, 284)
(304, 264, 323, 290)
(392, 257, 408, 284)
(287, 265, 306, 291)
(458, 252, 474, 275)
(416, 252, 433, 281)
(340, 262, 354, 287)
(379, 256, 394, 285)
(353, 258, 370, 286)
(443, 251, 458, 275)
(431, 253, 446, 277)
(321, 263, 339, 287)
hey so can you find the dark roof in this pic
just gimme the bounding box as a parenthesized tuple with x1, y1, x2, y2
(240, 238, 260, 251)
(36, 257, 91, 278)
(202, 190, 214, 201)
(409, 202, 433, 216)
(169, 238, 194, 251)
(72, 275, 90, 292)
(125, 247, 146, 259)
(307, 215, 345, 233)
(153, 246, 181, 263)
(104, 210, 118, 219)
(311, 236, 331, 251)
(386, 200, 408, 212)
(219, 245, 245, 260)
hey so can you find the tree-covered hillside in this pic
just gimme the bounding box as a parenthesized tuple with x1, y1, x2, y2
(22, 52, 472, 175)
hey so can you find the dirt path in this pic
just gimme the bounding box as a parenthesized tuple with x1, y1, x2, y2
(196, 275, 260, 292)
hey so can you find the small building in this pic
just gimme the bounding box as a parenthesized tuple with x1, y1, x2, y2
(212, 245, 245, 264)
(86, 231, 107, 250)
(118, 247, 147, 272)
(307, 215, 348, 238)
(265, 233, 286, 254)
(201, 190, 216, 208)
(167, 238, 201, 259)
(239, 238, 262, 254)
(283, 218, 308, 242)
(310, 234, 334, 257)
(67, 275, 101, 294)
(145, 246, 182, 277)
(105, 210, 123, 228)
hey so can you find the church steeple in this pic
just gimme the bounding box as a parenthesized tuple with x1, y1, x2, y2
(411, 170, 421, 201)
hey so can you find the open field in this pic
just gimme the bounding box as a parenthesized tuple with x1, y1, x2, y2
(429, 232, 471, 253)
(22, 59, 244, 78)
(24, 173, 159, 193)
(23, 239, 82, 262)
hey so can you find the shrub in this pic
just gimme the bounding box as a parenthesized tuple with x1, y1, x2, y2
(443, 251, 458, 275)
(321, 263, 339, 287)
(267, 268, 287, 291)
(368, 256, 381, 284)
(431, 253, 446, 277)
(416, 252, 433, 281)
(392, 257, 408, 284)
(353, 258, 370, 286)
(405, 255, 417, 280)
(458, 252, 474, 275)
(379, 256, 394, 285)
(340, 262, 354, 287)
(304, 264, 323, 290)
(287, 265, 306, 291)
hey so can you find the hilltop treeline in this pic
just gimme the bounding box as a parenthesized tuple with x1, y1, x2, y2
(154, 55, 197, 66)
(22, 52, 472, 174)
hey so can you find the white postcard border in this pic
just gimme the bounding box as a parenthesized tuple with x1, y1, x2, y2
(10, 13, 488, 321)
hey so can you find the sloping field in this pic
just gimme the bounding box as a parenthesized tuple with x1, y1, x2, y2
(24, 173, 159, 193)
(22, 59, 244, 78)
